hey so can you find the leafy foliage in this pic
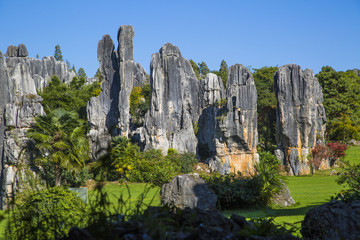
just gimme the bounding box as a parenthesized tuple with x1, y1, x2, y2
(198, 61, 210, 77)
(91, 137, 198, 186)
(39, 75, 101, 119)
(129, 83, 150, 127)
(6, 187, 87, 240)
(27, 109, 90, 186)
(256, 151, 284, 203)
(253, 66, 278, 151)
(316, 66, 360, 141)
(327, 142, 347, 160)
(201, 172, 264, 209)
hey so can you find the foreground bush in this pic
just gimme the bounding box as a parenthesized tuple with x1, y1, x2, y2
(201, 151, 283, 209)
(6, 187, 87, 240)
(90, 136, 198, 186)
(201, 172, 264, 209)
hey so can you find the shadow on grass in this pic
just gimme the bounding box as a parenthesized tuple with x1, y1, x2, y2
(222, 202, 325, 219)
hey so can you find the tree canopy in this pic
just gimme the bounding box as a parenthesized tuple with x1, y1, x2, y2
(253, 66, 278, 150)
(39, 75, 101, 119)
(316, 66, 360, 141)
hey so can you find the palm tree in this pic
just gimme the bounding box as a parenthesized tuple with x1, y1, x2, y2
(27, 109, 89, 186)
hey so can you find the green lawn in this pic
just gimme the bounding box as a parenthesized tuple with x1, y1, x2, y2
(0, 146, 357, 238)
(344, 145, 360, 165)
(88, 182, 161, 213)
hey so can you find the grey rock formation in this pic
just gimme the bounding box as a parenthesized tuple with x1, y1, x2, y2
(160, 174, 217, 210)
(275, 64, 326, 175)
(5, 44, 28, 57)
(5, 56, 76, 90)
(17, 44, 28, 57)
(87, 26, 147, 159)
(143, 43, 201, 154)
(301, 200, 360, 240)
(5, 45, 18, 57)
(270, 182, 295, 207)
(0, 49, 45, 208)
(202, 64, 258, 175)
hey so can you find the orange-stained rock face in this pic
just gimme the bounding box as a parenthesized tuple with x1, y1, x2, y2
(216, 142, 258, 175)
(275, 64, 327, 175)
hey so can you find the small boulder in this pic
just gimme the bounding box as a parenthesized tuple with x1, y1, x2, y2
(271, 182, 295, 207)
(301, 200, 360, 240)
(160, 174, 217, 210)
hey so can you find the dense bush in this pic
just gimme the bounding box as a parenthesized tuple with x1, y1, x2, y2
(256, 151, 284, 203)
(6, 187, 87, 240)
(129, 82, 150, 127)
(201, 151, 283, 209)
(310, 144, 331, 172)
(41, 162, 92, 188)
(327, 142, 347, 159)
(90, 136, 198, 186)
(201, 172, 264, 209)
(39, 75, 101, 119)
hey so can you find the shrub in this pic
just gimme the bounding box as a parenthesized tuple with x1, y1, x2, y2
(201, 172, 264, 209)
(327, 142, 347, 160)
(310, 144, 332, 172)
(256, 151, 284, 204)
(97, 137, 198, 186)
(332, 162, 360, 201)
(6, 187, 87, 240)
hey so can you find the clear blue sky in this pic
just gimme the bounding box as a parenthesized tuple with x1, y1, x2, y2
(0, 0, 359, 77)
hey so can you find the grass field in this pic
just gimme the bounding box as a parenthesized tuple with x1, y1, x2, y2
(343, 145, 360, 165)
(0, 146, 358, 238)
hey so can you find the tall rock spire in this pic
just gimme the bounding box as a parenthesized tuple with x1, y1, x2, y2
(274, 64, 327, 175)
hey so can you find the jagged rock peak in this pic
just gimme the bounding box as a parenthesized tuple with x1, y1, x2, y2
(118, 25, 134, 62)
(87, 25, 147, 160)
(5, 44, 28, 57)
(143, 42, 200, 154)
(274, 64, 326, 175)
(160, 43, 182, 58)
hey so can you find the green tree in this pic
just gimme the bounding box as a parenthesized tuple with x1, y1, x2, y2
(39, 75, 100, 119)
(54, 44, 63, 62)
(190, 59, 200, 80)
(316, 66, 360, 141)
(218, 59, 229, 87)
(198, 61, 210, 77)
(253, 66, 278, 150)
(27, 109, 90, 186)
(78, 67, 87, 78)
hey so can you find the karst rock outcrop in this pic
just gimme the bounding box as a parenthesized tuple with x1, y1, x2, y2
(87, 25, 147, 159)
(0, 48, 46, 207)
(274, 64, 326, 175)
(198, 65, 258, 174)
(301, 200, 360, 240)
(142, 43, 201, 154)
(160, 174, 217, 210)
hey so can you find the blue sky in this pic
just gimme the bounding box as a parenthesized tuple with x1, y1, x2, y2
(0, 0, 359, 77)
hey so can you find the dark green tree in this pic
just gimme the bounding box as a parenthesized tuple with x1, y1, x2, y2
(54, 44, 63, 62)
(218, 59, 229, 87)
(316, 66, 360, 141)
(253, 66, 278, 151)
